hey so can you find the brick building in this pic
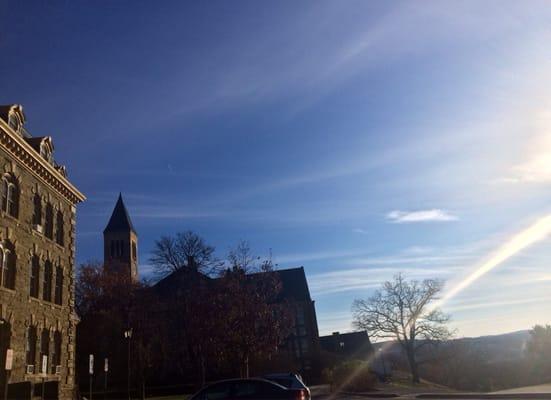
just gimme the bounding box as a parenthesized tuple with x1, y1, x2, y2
(0, 105, 85, 399)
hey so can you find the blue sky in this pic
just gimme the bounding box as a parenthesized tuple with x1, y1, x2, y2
(2, 0, 551, 338)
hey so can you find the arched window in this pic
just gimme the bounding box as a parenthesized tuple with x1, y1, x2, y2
(33, 193, 42, 226)
(52, 331, 62, 373)
(56, 210, 64, 246)
(0, 241, 16, 290)
(39, 328, 50, 373)
(43, 260, 53, 302)
(45, 203, 54, 239)
(1, 174, 19, 218)
(30, 255, 40, 298)
(26, 326, 37, 370)
(54, 266, 63, 305)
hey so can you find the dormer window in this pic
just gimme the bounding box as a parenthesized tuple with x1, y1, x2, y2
(40, 142, 52, 164)
(8, 114, 20, 133)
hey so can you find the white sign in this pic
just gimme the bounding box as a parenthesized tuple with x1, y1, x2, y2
(5, 349, 13, 370)
(104, 358, 108, 373)
(41, 355, 48, 375)
(89, 354, 94, 375)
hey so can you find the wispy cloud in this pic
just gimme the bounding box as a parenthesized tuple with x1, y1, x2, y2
(386, 209, 458, 223)
(353, 228, 368, 234)
(309, 266, 455, 297)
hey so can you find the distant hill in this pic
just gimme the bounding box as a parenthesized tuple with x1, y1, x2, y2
(453, 330, 531, 362)
(372, 330, 531, 362)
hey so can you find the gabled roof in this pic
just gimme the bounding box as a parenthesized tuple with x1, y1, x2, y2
(152, 266, 313, 303)
(103, 194, 136, 234)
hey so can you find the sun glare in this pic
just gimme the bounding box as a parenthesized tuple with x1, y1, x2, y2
(433, 214, 551, 311)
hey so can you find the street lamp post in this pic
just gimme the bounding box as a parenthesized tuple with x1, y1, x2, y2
(124, 329, 133, 400)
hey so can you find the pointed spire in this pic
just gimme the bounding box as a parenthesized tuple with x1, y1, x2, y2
(103, 193, 136, 234)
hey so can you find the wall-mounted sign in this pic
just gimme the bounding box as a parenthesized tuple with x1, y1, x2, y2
(5, 349, 13, 370)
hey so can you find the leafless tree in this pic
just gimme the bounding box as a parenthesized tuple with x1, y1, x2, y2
(227, 240, 277, 273)
(228, 240, 259, 272)
(352, 273, 453, 383)
(149, 231, 219, 276)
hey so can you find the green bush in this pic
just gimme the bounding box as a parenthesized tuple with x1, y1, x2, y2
(325, 360, 377, 392)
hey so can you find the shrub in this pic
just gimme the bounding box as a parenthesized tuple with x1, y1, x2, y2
(326, 360, 377, 392)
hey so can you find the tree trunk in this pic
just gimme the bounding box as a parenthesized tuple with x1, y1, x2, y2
(406, 344, 420, 384)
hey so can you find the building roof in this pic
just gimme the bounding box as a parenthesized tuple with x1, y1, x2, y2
(319, 330, 374, 357)
(270, 267, 312, 302)
(153, 266, 313, 303)
(103, 194, 136, 234)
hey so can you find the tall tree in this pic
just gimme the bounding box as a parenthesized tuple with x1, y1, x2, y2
(526, 324, 551, 380)
(352, 273, 452, 383)
(218, 267, 294, 378)
(149, 231, 219, 276)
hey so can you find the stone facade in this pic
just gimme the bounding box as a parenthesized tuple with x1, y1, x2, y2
(0, 105, 85, 399)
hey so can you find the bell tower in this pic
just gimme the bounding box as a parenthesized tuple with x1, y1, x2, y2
(103, 193, 138, 281)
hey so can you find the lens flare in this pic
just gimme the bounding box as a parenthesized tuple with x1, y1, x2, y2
(330, 215, 551, 397)
(432, 214, 551, 311)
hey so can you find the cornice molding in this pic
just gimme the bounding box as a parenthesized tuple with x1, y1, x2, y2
(0, 119, 86, 205)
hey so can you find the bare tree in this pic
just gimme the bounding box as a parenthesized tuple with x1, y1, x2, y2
(227, 241, 277, 273)
(228, 240, 259, 272)
(149, 231, 219, 276)
(352, 273, 453, 383)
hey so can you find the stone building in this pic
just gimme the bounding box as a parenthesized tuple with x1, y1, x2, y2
(0, 104, 85, 399)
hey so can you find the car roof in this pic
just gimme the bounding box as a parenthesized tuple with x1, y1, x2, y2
(190, 378, 290, 399)
(205, 378, 288, 388)
(264, 373, 297, 378)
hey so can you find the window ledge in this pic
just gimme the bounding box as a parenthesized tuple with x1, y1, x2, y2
(0, 286, 16, 295)
(0, 211, 19, 223)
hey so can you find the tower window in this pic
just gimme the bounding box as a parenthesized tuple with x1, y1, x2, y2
(56, 210, 64, 246)
(30, 255, 40, 298)
(45, 203, 54, 239)
(52, 331, 62, 373)
(39, 328, 50, 373)
(33, 193, 42, 226)
(54, 266, 63, 305)
(26, 326, 37, 369)
(0, 241, 16, 290)
(43, 260, 53, 302)
(1, 174, 19, 218)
